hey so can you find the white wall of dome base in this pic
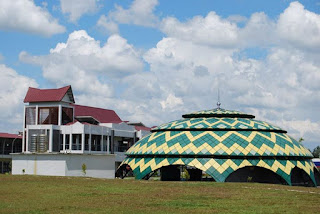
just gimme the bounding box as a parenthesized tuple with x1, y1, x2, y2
(11, 153, 115, 179)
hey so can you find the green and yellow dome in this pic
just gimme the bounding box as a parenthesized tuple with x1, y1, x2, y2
(120, 108, 318, 186)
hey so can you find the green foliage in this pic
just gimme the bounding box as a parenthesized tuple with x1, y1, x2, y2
(312, 146, 320, 158)
(181, 168, 190, 180)
(81, 163, 87, 176)
(298, 137, 304, 143)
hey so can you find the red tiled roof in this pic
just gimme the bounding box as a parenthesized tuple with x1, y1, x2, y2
(24, 85, 75, 103)
(73, 104, 122, 123)
(0, 133, 22, 139)
(135, 126, 151, 131)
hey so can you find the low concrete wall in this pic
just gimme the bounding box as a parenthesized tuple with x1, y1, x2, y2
(12, 153, 115, 179)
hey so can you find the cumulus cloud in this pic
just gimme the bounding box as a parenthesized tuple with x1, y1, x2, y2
(96, 0, 159, 33)
(160, 94, 183, 110)
(161, 12, 239, 48)
(0, 0, 65, 36)
(277, 1, 320, 50)
(97, 15, 119, 34)
(110, 0, 158, 27)
(19, 30, 143, 102)
(0, 64, 38, 132)
(60, 0, 98, 23)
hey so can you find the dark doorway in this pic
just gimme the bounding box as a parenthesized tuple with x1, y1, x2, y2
(291, 167, 315, 187)
(116, 164, 133, 178)
(314, 168, 320, 186)
(187, 168, 202, 181)
(225, 166, 287, 185)
(161, 165, 180, 181)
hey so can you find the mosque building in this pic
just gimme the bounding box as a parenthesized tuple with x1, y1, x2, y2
(119, 104, 320, 187)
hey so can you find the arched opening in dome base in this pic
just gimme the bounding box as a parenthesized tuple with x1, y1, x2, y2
(291, 167, 315, 187)
(115, 164, 133, 179)
(142, 165, 215, 181)
(225, 166, 288, 185)
(313, 167, 320, 186)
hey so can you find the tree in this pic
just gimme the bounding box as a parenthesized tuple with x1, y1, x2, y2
(312, 146, 320, 158)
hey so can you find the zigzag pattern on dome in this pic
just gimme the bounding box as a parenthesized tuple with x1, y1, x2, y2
(122, 157, 316, 185)
(127, 130, 312, 157)
(152, 117, 284, 131)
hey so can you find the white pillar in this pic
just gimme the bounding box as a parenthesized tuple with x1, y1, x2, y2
(70, 133, 73, 151)
(49, 127, 53, 152)
(35, 105, 39, 125)
(100, 127, 103, 151)
(89, 134, 91, 153)
(107, 132, 110, 154)
(63, 134, 66, 151)
(22, 106, 26, 152)
(81, 133, 85, 153)
(100, 135, 103, 152)
(58, 105, 62, 125)
(26, 129, 29, 153)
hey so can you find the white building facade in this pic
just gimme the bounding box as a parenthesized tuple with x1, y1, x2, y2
(12, 85, 150, 178)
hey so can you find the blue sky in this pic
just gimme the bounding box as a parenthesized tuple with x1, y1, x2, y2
(0, 0, 320, 150)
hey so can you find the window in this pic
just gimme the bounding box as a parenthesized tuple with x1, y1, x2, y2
(72, 134, 82, 150)
(62, 107, 73, 125)
(38, 107, 58, 125)
(59, 134, 64, 151)
(65, 134, 70, 150)
(91, 135, 101, 151)
(85, 134, 90, 151)
(25, 107, 36, 127)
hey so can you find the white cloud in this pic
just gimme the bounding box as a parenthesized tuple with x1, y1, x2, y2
(19, 30, 143, 98)
(160, 94, 183, 110)
(0, 0, 65, 36)
(227, 15, 248, 23)
(97, 15, 119, 35)
(110, 0, 159, 27)
(0, 64, 38, 132)
(97, 0, 159, 32)
(239, 12, 276, 47)
(60, 0, 98, 23)
(279, 119, 320, 138)
(277, 1, 320, 50)
(161, 12, 239, 48)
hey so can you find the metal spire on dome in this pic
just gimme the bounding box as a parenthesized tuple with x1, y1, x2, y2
(217, 88, 221, 109)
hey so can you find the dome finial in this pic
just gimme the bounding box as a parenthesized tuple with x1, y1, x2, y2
(217, 88, 221, 109)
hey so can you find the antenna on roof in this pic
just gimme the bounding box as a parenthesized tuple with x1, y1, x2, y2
(217, 88, 221, 109)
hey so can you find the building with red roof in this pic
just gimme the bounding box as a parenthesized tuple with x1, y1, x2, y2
(12, 86, 150, 178)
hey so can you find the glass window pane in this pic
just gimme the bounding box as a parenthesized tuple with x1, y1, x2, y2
(62, 107, 73, 125)
(25, 107, 36, 126)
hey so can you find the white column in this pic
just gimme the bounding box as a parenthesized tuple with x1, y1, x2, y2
(26, 129, 29, 152)
(106, 132, 110, 154)
(70, 134, 73, 151)
(49, 127, 53, 152)
(89, 134, 92, 153)
(81, 133, 85, 153)
(58, 105, 62, 125)
(63, 134, 66, 151)
(100, 127, 103, 151)
(35, 105, 39, 125)
(22, 106, 26, 152)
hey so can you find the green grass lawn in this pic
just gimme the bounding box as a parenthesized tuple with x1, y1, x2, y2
(0, 175, 319, 214)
